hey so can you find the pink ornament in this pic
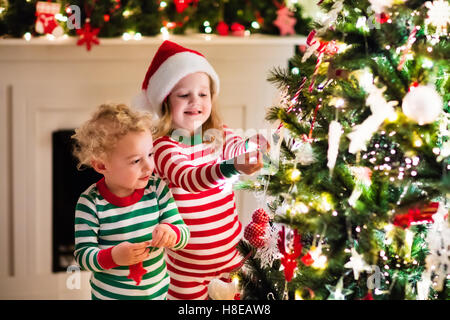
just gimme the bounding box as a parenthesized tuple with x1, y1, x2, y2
(273, 7, 297, 36)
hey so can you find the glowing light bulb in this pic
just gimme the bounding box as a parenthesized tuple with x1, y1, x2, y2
(289, 168, 301, 181)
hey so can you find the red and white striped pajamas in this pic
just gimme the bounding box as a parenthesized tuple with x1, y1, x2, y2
(153, 127, 247, 300)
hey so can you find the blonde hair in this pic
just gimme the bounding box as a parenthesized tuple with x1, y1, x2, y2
(72, 103, 153, 170)
(153, 75, 223, 141)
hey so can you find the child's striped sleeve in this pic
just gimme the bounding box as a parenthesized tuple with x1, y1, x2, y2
(74, 192, 118, 271)
(222, 126, 248, 160)
(154, 138, 239, 193)
(155, 178, 190, 250)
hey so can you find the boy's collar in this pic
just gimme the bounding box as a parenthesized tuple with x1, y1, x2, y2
(96, 177, 145, 207)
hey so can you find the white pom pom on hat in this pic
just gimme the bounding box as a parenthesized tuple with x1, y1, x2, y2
(132, 40, 220, 117)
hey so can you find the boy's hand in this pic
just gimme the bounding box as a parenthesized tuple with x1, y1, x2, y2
(233, 150, 263, 175)
(248, 134, 270, 153)
(151, 224, 177, 248)
(111, 241, 150, 266)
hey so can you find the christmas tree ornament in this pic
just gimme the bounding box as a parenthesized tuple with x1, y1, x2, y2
(344, 247, 372, 280)
(174, 0, 192, 13)
(327, 120, 343, 172)
(326, 277, 353, 300)
(230, 22, 245, 36)
(35, 1, 64, 37)
(392, 202, 439, 229)
(244, 208, 270, 248)
(348, 167, 372, 207)
(277, 226, 302, 282)
(402, 85, 443, 125)
(127, 262, 147, 285)
(216, 21, 229, 36)
(416, 270, 432, 300)
(208, 278, 239, 300)
(273, 6, 297, 36)
(76, 19, 100, 51)
(290, 139, 316, 165)
(425, 0, 450, 36)
(347, 85, 398, 154)
(317, 0, 344, 34)
(397, 26, 419, 71)
(254, 224, 283, 268)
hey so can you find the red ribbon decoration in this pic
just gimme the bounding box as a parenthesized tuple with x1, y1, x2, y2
(277, 226, 302, 282)
(393, 202, 439, 229)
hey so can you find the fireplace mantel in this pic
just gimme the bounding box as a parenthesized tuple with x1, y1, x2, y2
(0, 34, 305, 299)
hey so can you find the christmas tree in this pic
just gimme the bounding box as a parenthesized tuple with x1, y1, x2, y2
(237, 0, 449, 300)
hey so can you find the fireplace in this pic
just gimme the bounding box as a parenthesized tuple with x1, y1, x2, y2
(52, 130, 101, 272)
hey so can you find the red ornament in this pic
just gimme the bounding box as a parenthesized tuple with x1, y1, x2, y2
(103, 14, 110, 22)
(127, 262, 147, 285)
(277, 226, 302, 282)
(217, 21, 229, 36)
(393, 202, 439, 229)
(174, 0, 192, 13)
(230, 22, 245, 36)
(300, 252, 314, 266)
(35, 1, 64, 37)
(244, 208, 270, 248)
(362, 291, 374, 300)
(376, 13, 390, 24)
(76, 21, 100, 51)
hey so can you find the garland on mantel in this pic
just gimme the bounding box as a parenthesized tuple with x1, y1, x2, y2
(0, 0, 312, 50)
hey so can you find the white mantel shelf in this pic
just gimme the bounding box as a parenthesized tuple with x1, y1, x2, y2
(0, 34, 306, 60)
(0, 34, 305, 299)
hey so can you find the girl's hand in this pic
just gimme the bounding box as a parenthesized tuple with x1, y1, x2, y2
(233, 150, 263, 175)
(248, 134, 270, 153)
(150, 224, 177, 248)
(111, 241, 150, 266)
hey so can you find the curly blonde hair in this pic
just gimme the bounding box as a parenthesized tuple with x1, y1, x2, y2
(72, 103, 153, 170)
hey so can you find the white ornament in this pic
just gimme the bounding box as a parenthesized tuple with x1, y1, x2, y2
(317, 0, 345, 34)
(254, 224, 283, 269)
(348, 167, 372, 207)
(208, 278, 238, 300)
(326, 277, 353, 300)
(425, 0, 450, 36)
(293, 141, 316, 165)
(402, 85, 443, 125)
(348, 85, 398, 154)
(416, 270, 432, 300)
(327, 120, 343, 172)
(344, 248, 373, 280)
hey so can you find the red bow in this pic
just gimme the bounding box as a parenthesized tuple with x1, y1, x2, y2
(393, 202, 439, 229)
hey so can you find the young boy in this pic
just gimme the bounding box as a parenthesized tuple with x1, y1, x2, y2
(72, 103, 189, 300)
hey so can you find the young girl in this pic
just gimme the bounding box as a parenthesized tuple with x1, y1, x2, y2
(133, 40, 269, 300)
(72, 103, 190, 300)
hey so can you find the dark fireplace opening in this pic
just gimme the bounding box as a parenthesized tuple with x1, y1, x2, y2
(52, 130, 102, 272)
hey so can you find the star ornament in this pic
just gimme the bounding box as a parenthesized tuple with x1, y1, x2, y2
(326, 277, 353, 300)
(344, 247, 372, 280)
(273, 7, 297, 36)
(76, 21, 100, 51)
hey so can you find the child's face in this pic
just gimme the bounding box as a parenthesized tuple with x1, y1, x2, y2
(101, 129, 154, 197)
(168, 72, 212, 135)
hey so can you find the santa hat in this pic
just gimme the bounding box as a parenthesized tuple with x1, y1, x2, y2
(132, 40, 220, 117)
